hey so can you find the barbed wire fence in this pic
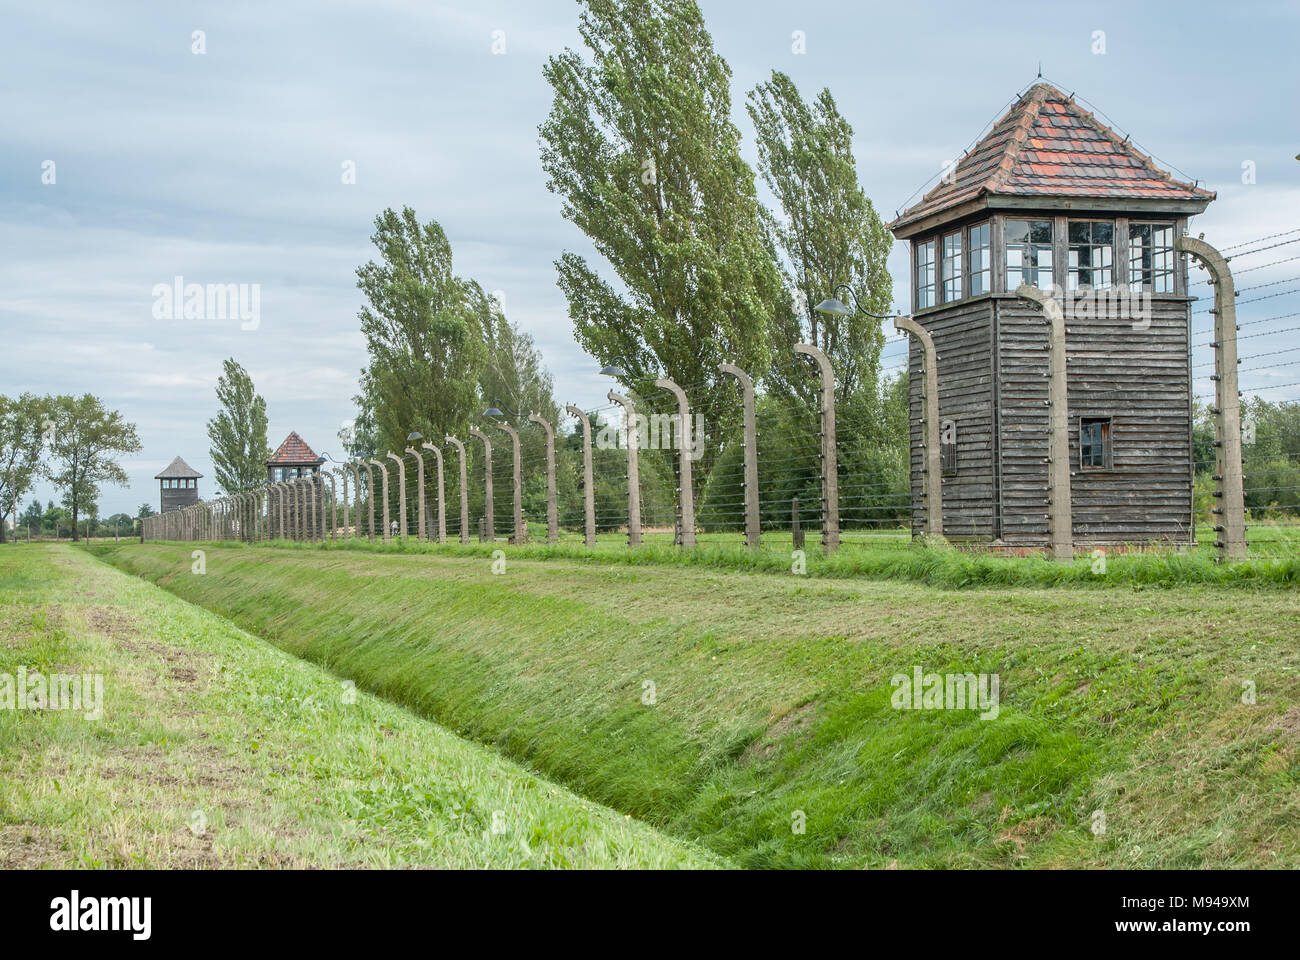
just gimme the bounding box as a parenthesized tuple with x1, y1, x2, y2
(142, 229, 1300, 562)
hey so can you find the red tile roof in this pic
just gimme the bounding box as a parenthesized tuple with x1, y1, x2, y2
(890, 83, 1214, 235)
(266, 431, 324, 466)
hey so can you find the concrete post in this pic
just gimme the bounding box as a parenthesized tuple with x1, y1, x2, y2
(421, 442, 447, 543)
(1015, 284, 1073, 563)
(719, 362, 760, 549)
(274, 483, 285, 539)
(1177, 236, 1246, 561)
(493, 421, 525, 545)
(654, 377, 695, 548)
(445, 436, 470, 544)
(370, 459, 391, 542)
(565, 405, 596, 547)
(607, 391, 641, 547)
(386, 452, 407, 538)
(406, 447, 427, 541)
(894, 315, 945, 541)
(335, 469, 348, 540)
(363, 462, 376, 541)
(528, 413, 558, 544)
(468, 429, 493, 543)
(296, 479, 307, 541)
(794, 343, 839, 552)
(348, 463, 362, 540)
(307, 475, 319, 541)
(324, 472, 337, 540)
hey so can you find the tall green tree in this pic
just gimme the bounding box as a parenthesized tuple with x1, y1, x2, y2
(45, 394, 141, 542)
(206, 358, 270, 494)
(747, 71, 894, 402)
(0, 393, 48, 543)
(539, 0, 787, 459)
(355, 206, 489, 453)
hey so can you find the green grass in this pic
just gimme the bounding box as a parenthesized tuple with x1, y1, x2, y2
(90, 540, 1300, 868)
(0, 544, 721, 868)
(225, 525, 1300, 590)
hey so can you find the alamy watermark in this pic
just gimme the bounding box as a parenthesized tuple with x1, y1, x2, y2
(595, 411, 704, 460)
(891, 665, 999, 720)
(1, 667, 104, 720)
(1041, 283, 1153, 330)
(151, 276, 260, 330)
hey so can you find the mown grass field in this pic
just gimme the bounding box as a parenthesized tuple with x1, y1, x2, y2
(0, 544, 720, 868)
(91, 539, 1299, 868)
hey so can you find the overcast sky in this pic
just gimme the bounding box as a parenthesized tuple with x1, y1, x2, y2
(3, 0, 1297, 518)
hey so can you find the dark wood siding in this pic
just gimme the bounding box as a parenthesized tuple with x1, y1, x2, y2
(995, 296, 1194, 545)
(910, 298, 996, 539)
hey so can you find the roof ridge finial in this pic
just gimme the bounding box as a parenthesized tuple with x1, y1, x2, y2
(1037, 61, 1042, 79)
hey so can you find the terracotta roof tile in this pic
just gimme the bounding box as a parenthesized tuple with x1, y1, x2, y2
(890, 83, 1214, 233)
(266, 431, 324, 466)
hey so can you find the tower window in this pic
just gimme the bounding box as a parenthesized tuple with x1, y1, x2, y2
(941, 231, 963, 302)
(1129, 222, 1175, 293)
(1068, 220, 1114, 290)
(1080, 417, 1112, 470)
(915, 239, 936, 309)
(1005, 220, 1054, 290)
(969, 222, 991, 295)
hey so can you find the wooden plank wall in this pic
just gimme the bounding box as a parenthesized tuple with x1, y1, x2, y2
(909, 299, 996, 539)
(995, 297, 1194, 545)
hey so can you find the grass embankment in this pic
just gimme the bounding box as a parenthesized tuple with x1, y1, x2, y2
(247, 528, 1300, 590)
(0, 545, 720, 868)
(94, 541, 1300, 868)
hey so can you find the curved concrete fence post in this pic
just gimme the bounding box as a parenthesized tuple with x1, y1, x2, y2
(290, 481, 301, 541)
(299, 479, 310, 541)
(493, 421, 525, 545)
(794, 343, 840, 552)
(335, 469, 348, 540)
(1177, 236, 1246, 561)
(362, 461, 376, 541)
(719, 362, 760, 549)
(324, 471, 337, 540)
(348, 463, 362, 540)
(405, 447, 427, 541)
(565, 405, 596, 547)
(422, 442, 447, 543)
(445, 436, 470, 544)
(305, 477, 318, 541)
(893, 314, 945, 542)
(468, 429, 494, 543)
(369, 459, 391, 542)
(386, 452, 407, 539)
(654, 377, 695, 548)
(607, 391, 642, 547)
(1015, 284, 1073, 563)
(278, 482, 290, 540)
(528, 414, 558, 544)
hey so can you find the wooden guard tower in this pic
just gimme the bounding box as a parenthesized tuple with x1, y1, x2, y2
(266, 432, 326, 539)
(888, 82, 1214, 549)
(155, 456, 201, 514)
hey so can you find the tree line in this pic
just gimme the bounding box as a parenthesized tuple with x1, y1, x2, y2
(340, 0, 911, 534)
(0, 393, 142, 542)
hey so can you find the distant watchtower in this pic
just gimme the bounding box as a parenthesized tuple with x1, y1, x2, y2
(265, 431, 325, 483)
(888, 82, 1214, 549)
(155, 456, 202, 514)
(266, 432, 326, 539)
